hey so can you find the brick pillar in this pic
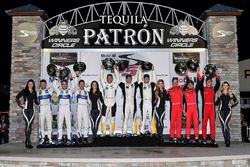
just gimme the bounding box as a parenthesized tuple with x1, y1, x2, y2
(6, 5, 46, 143)
(203, 4, 242, 141)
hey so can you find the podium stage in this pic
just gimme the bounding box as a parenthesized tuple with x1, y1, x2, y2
(37, 135, 219, 148)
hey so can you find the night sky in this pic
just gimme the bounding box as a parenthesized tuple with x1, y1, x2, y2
(0, 0, 249, 86)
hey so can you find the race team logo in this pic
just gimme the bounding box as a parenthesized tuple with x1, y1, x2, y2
(49, 20, 77, 36)
(170, 20, 198, 36)
(212, 22, 235, 44)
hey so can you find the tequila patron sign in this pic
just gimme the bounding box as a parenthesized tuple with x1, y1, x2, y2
(42, 3, 206, 48)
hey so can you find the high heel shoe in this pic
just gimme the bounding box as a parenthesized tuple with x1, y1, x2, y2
(27, 140, 33, 149)
(28, 144, 33, 149)
(25, 140, 29, 148)
(225, 140, 230, 147)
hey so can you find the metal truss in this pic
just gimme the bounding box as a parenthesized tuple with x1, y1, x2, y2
(43, 1, 205, 40)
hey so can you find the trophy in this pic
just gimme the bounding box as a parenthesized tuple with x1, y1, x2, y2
(204, 64, 217, 78)
(102, 58, 115, 70)
(175, 63, 187, 76)
(73, 62, 86, 73)
(141, 61, 153, 71)
(186, 60, 199, 72)
(59, 67, 71, 80)
(117, 60, 129, 71)
(47, 64, 58, 77)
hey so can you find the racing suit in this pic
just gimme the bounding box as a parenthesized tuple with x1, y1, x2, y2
(75, 89, 91, 138)
(138, 69, 156, 134)
(119, 69, 139, 135)
(183, 77, 200, 139)
(199, 74, 220, 140)
(38, 88, 53, 142)
(53, 80, 74, 140)
(167, 86, 184, 139)
(100, 68, 119, 136)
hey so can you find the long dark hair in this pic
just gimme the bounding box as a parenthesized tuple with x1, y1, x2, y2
(24, 79, 36, 96)
(89, 81, 100, 95)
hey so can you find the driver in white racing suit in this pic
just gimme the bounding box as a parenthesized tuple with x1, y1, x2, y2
(100, 65, 119, 136)
(38, 79, 54, 144)
(53, 78, 74, 145)
(119, 67, 140, 136)
(138, 66, 156, 135)
(73, 79, 91, 142)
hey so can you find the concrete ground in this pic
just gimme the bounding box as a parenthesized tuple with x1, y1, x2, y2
(0, 142, 250, 167)
(0, 142, 250, 159)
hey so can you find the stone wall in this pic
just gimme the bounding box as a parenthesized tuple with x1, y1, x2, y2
(9, 16, 43, 143)
(205, 16, 241, 141)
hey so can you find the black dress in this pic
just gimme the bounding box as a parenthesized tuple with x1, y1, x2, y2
(16, 89, 38, 148)
(215, 93, 238, 146)
(89, 91, 104, 137)
(154, 89, 169, 137)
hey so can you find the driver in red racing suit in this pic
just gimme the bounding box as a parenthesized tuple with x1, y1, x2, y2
(183, 71, 200, 144)
(167, 77, 185, 143)
(198, 68, 220, 144)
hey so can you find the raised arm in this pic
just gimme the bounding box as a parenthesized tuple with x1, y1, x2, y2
(69, 77, 78, 94)
(132, 66, 140, 83)
(137, 66, 143, 83)
(199, 75, 205, 93)
(195, 81, 199, 93)
(47, 84, 54, 96)
(214, 70, 221, 93)
(100, 65, 106, 87)
(182, 72, 190, 90)
(52, 79, 60, 95)
(151, 66, 157, 84)
(113, 65, 120, 89)
(197, 67, 205, 92)
(66, 71, 77, 92)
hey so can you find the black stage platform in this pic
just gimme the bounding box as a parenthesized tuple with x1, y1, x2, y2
(37, 135, 219, 148)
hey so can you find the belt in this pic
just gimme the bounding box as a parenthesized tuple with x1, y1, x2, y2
(78, 103, 87, 105)
(40, 103, 50, 106)
(59, 103, 70, 106)
(144, 98, 152, 100)
(205, 103, 214, 105)
(172, 102, 181, 105)
(105, 97, 114, 99)
(187, 103, 196, 105)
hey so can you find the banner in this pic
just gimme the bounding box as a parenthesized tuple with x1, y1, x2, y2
(43, 17, 206, 49)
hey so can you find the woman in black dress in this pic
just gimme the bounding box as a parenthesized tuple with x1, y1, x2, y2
(216, 81, 238, 147)
(16, 79, 38, 149)
(89, 81, 104, 139)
